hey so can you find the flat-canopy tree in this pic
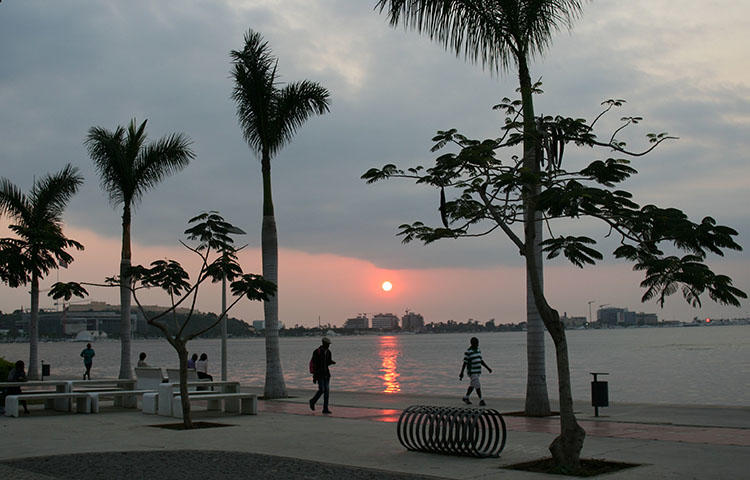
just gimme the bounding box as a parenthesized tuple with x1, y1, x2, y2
(51, 212, 276, 429)
(376, 0, 587, 418)
(363, 91, 746, 470)
(0, 165, 84, 379)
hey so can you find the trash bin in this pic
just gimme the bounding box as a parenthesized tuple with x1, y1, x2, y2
(590, 372, 609, 417)
(41, 361, 51, 379)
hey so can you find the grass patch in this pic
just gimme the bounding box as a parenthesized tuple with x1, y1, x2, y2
(149, 421, 235, 430)
(503, 458, 640, 477)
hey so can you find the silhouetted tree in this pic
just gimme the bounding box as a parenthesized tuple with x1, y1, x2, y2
(230, 29, 331, 398)
(363, 92, 745, 469)
(0, 165, 84, 378)
(85, 119, 194, 379)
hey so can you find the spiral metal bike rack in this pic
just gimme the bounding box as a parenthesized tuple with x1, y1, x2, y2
(397, 405, 507, 458)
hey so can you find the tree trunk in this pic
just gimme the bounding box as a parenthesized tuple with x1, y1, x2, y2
(176, 342, 192, 429)
(524, 214, 550, 416)
(519, 53, 585, 467)
(119, 205, 133, 379)
(28, 273, 40, 379)
(517, 54, 550, 417)
(261, 154, 287, 398)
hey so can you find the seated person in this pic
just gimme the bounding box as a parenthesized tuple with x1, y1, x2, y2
(195, 353, 213, 381)
(6, 360, 30, 415)
(137, 352, 149, 368)
(187, 353, 198, 370)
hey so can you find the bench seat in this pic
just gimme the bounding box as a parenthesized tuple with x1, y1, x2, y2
(87, 389, 156, 412)
(171, 393, 257, 418)
(4, 392, 91, 417)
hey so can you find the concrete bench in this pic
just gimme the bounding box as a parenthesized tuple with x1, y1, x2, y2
(171, 392, 257, 418)
(149, 382, 240, 416)
(166, 368, 200, 383)
(135, 367, 165, 390)
(4, 392, 91, 417)
(87, 389, 155, 412)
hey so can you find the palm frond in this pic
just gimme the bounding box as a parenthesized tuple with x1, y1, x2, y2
(271, 81, 331, 157)
(133, 132, 194, 201)
(376, 0, 585, 71)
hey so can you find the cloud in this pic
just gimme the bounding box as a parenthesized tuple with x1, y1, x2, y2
(1, 0, 748, 323)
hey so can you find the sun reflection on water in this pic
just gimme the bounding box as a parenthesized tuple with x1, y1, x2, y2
(378, 336, 401, 393)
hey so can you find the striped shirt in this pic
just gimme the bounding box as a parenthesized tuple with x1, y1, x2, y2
(464, 347, 483, 376)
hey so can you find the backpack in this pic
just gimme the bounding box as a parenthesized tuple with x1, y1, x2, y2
(309, 348, 318, 375)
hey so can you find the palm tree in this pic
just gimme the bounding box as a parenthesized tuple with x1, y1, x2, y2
(85, 119, 194, 379)
(376, 0, 586, 468)
(230, 29, 331, 398)
(0, 165, 84, 379)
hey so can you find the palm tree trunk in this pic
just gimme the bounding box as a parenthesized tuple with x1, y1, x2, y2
(525, 213, 551, 416)
(518, 54, 551, 417)
(261, 156, 287, 399)
(519, 53, 584, 469)
(119, 205, 133, 379)
(28, 272, 40, 379)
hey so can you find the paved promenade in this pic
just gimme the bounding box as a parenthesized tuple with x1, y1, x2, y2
(1, 387, 748, 479)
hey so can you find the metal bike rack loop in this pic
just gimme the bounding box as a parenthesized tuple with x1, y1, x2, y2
(396, 405, 507, 458)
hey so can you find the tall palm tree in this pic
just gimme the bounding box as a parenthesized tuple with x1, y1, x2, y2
(85, 119, 194, 379)
(376, 0, 586, 468)
(0, 165, 84, 379)
(230, 29, 331, 399)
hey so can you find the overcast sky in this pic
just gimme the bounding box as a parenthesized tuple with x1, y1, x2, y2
(1, 1, 748, 326)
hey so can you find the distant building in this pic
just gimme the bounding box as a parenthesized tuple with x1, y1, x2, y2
(597, 307, 655, 327)
(401, 311, 424, 331)
(344, 315, 369, 329)
(18, 306, 136, 338)
(561, 312, 587, 328)
(636, 312, 658, 326)
(371, 313, 399, 329)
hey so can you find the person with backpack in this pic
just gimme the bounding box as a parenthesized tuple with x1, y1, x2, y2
(308, 337, 335, 414)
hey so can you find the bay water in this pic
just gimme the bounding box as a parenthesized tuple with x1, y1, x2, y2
(2, 326, 748, 407)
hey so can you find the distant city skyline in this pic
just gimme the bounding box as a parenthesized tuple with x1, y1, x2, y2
(1, 1, 748, 326)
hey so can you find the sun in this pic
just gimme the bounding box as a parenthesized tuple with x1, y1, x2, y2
(381, 281, 393, 292)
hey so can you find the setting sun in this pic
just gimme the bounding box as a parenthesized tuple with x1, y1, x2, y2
(381, 281, 393, 292)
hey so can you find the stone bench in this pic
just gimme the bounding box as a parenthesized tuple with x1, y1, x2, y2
(87, 389, 156, 412)
(171, 392, 257, 418)
(146, 382, 240, 416)
(4, 392, 91, 417)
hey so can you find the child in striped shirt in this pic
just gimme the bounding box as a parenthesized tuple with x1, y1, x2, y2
(459, 337, 492, 406)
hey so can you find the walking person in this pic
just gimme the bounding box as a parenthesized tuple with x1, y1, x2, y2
(308, 337, 335, 414)
(80, 343, 95, 380)
(459, 337, 492, 406)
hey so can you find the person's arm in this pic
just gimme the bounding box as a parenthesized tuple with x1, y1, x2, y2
(459, 358, 466, 379)
(481, 360, 492, 373)
(327, 351, 335, 366)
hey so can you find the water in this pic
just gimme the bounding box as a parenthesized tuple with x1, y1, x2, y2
(2, 326, 748, 407)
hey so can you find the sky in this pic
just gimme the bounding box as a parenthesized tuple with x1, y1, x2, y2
(1, 1, 748, 327)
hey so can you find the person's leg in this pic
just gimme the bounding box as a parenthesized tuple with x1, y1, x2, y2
(463, 386, 474, 404)
(310, 380, 324, 409)
(21, 399, 29, 414)
(321, 377, 331, 413)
